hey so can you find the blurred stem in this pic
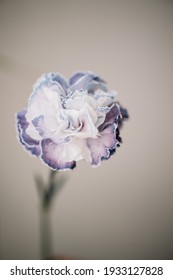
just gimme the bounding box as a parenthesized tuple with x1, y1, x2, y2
(40, 203, 52, 259)
(42, 170, 57, 210)
(40, 170, 57, 259)
(36, 169, 67, 259)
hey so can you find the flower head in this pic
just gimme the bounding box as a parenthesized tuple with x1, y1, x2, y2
(16, 71, 128, 170)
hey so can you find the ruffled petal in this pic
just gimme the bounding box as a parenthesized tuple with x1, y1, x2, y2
(86, 123, 118, 166)
(69, 72, 86, 86)
(33, 72, 68, 94)
(32, 115, 45, 137)
(41, 139, 76, 170)
(98, 103, 121, 132)
(118, 105, 129, 129)
(62, 104, 98, 139)
(69, 72, 107, 93)
(16, 71, 128, 170)
(27, 73, 66, 124)
(49, 72, 69, 91)
(93, 89, 118, 107)
(95, 105, 114, 128)
(16, 110, 41, 156)
(27, 88, 63, 123)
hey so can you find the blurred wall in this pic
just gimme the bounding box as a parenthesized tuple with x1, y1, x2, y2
(0, 0, 173, 259)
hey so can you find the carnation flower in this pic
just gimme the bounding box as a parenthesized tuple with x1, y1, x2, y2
(16, 72, 128, 170)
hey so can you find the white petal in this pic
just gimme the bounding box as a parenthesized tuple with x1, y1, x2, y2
(94, 89, 118, 107)
(26, 122, 42, 140)
(27, 87, 62, 122)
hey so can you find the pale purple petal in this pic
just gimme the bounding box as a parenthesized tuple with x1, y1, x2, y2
(34, 72, 68, 91)
(69, 72, 107, 93)
(118, 105, 129, 129)
(69, 72, 86, 86)
(69, 72, 105, 86)
(41, 139, 76, 170)
(16, 71, 128, 169)
(86, 123, 118, 166)
(29, 73, 67, 107)
(49, 72, 69, 92)
(98, 103, 121, 132)
(120, 106, 129, 119)
(16, 110, 41, 156)
(32, 115, 45, 137)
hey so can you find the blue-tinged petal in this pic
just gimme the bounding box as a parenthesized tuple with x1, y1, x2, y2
(69, 71, 106, 85)
(118, 105, 129, 129)
(29, 73, 67, 108)
(33, 72, 68, 92)
(49, 72, 69, 91)
(86, 123, 118, 166)
(69, 72, 107, 93)
(16, 110, 41, 156)
(32, 115, 45, 137)
(120, 106, 129, 119)
(41, 139, 76, 170)
(98, 103, 121, 132)
(96, 105, 114, 128)
(69, 72, 86, 86)
(87, 80, 108, 93)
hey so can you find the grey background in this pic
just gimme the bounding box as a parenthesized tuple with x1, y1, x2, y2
(0, 0, 173, 259)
